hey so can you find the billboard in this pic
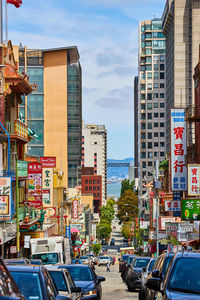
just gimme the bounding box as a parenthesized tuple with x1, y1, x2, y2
(171, 109, 187, 191)
(0, 177, 11, 221)
(165, 200, 181, 212)
(188, 165, 200, 196)
(181, 199, 200, 221)
(40, 157, 56, 168)
(42, 168, 53, 207)
(27, 162, 42, 208)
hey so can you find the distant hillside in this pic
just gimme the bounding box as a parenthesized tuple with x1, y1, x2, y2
(107, 158, 134, 180)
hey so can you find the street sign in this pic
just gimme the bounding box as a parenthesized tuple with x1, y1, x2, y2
(181, 199, 200, 220)
(165, 222, 179, 232)
(178, 223, 194, 233)
(150, 231, 168, 240)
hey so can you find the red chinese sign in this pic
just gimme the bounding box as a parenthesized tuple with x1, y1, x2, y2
(171, 109, 187, 191)
(72, 200, 78, 219)
(27, 162, 42, 208)
(188, 165, 200, 196)
(40, 157, 56, 168)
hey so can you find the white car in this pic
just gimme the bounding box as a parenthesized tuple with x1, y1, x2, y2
(98, 256, 110, 266)
(80, 256, 90, 265)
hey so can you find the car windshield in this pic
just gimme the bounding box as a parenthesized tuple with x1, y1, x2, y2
(100, 257, 109, 259)
(134, 258, 151, 268)
(127, 256, 134, 264)
(66, 267, 93, 281)
(161, 256, 173, 276)
(10, 271, 43, 300)
(148, 259, 156, 272)
(169, 257, 200, 294)
(48, 271, 68, 292)
(32, 253, 59, 264)
(122, 255, 129, 262)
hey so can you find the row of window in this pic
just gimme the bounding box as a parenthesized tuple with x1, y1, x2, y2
(141, 64, 165, 72)
(141, 132, 165, 139)
(141, 32, 165, 40)
(141, 103, 165, 110)
(142, 93, 165, 100)
(141, 83, 165, 91)
(141, 72, 165, 80)
(141, 40, 165, 48)
(141, 152, 165, 159)
(141, 142, 165, 149)
(141, 112, 165, 119)
(141, 22, 162, 31)
(84, 179, 100, 184)
(84, 186, 100, 191)
(141, 122, 165, 129)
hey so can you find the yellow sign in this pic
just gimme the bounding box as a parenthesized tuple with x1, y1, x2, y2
(0, 196, 9, 214)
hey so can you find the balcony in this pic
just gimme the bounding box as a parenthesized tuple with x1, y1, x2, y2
(5, 120, 29, 143)
(185, 105, 200, 122)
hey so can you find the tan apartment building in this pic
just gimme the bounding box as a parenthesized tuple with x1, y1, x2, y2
(162, 0, 200, 151)
(13, 46, 82, 187)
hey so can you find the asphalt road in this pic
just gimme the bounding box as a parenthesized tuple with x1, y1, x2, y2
(96, 264, 138, 300)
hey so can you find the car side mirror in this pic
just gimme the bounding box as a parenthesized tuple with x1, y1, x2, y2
(146, 278, 161, 292)
(152, 269, 160, 278)
(56, 295, 71, 300)
(71, 287, 82, 293)
(97, 276, 106, 283)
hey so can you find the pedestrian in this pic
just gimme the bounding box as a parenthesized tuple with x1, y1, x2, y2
(113, 256, 116, 265)
(106, 261, 110, 272)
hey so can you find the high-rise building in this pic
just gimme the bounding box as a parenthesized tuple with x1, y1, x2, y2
(82, 123, 107, 208)
(138, 18, 166, 201)
(162, 0, 200, 152)
(134, 76, 138, 178)
(14, 45, 82, 187)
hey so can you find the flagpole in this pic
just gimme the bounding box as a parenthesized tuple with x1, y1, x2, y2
(5, 0, 7, 42)
(0, 0, 3, 44)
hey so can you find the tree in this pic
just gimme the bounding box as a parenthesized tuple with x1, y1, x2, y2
(120, 179, 135, 196)
(117, 190, 138, 224)
(100, 205, 114, 223)
(107, 198, 115, 207)
(93, 243, 101, 255)
(96, 222, 112, 239)
(122, 222, 132, 239)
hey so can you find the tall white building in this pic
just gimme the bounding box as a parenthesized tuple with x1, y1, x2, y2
(82, 123, 107, 205)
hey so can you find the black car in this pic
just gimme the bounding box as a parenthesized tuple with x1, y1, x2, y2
(119, 254, 130, 273)
(121, 255, 135, 282)
(0, 258, 25, 300)
(58, 264, 105, 300)
(144, 250, 174, 300)
(146, 251, 200, 299)
(139, 258, 156, 300)
(46, 266, 81, 300)
(126, 256, 151, 292)
(7, 264, 70, 300)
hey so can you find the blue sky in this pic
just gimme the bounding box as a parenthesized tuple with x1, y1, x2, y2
(6, 0, 166, 159)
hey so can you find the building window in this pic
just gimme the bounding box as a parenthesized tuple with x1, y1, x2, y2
(160, 142, 165, 147)
(97, 186, 100, 190)
(160, 103, 165, 108)
(160, 55, 165, 62)
(148, 142, 152, 149)
(141, 123, 146, 130)
(154, 103, 158, 108)
(154, 56, 159, 62)
(147, 72, 152, 79)
(142, 142, 146, 149)
(160, 123, 164, 127)
(154, 152, 158, 157)
(160, 83, 165, 88)
(85, 180, 88, 184)
(160, 152, 165, 157)
(89, 186, 92, 191)
(93, 186, 96, 191)
(147, 93, 152, 100)
(141, 133, 146, 139)
(141, 113, 146, 120)
(141, 104, 146, 110)
(141, 152, 146, 159)
(160, 72, 165, 79)
(160, 132, 165, 137)
(147, 103, 152, 110)
(142, 162, 146, 168)
(154, 83, 158, 89)
(141, 94, 145, 100)
(160, 113, 164, 118)
(154, 122, 159, 127)
(148, 132, 152, 139)
(148, 113, 152, 119)
(93, 180, 96, 184)
(148, 152, 153, 159)
(160, 64, 165, 70)
(141, 84, 145, 90)
(148, 123, 152, 129)
(97, 180, 100, 184)
(154, 72, 159, 79)
(85, 186, 88, 191)
(160, 93, 165, 98)
(89, 180, 92, 184)
(154, 93, 158, 99)
(154, 64, 158, 71)
(154, 113, 158, 118)
(148, 161, 152, 166)
(94, 142, 97, 144)
(97, 193, 100, 197)
(154, 142, 158, 147)
(147, 83, 152, 90)
(154, 132, 158, 137)
(146, 56, 152, 63)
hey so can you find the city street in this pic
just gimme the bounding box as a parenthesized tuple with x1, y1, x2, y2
(97, 264, 138, 300)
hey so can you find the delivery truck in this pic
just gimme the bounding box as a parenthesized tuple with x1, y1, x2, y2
(30, 236, 71, 265)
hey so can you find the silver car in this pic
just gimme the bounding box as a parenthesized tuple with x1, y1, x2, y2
(80, 256, 90, 265)
(98, 256, 110, 266)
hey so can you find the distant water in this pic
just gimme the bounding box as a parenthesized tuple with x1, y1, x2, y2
(107, 182, 121, 198)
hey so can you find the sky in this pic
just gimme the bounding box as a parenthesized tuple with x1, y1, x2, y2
(6, 0, 166, 159)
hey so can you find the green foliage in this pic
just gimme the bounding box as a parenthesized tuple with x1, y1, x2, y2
(117, 190, 138, 224)
(100, 205, 114, 223)
(121, 222, 132, 239)
(107, 198, 115, 207)
(97, 222, 112, 239)
(120, 179, 135, 196)
(93, 243, 101, 255)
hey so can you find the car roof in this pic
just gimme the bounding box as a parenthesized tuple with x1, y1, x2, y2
(175, 251, 200, 258)
(59, 264, 90, 268)
(7, 264, 43, 272)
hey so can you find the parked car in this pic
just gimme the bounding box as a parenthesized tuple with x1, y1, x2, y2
(0, 258, 25, 300)
(97, 256, 110, 267)
(87, 255, 97, 265)
(139, 258, 156, 300)
(4, 258, 30, 265)
(144, 250, 174, 300)
(46, 266, 81, 300)
(79, 256, 90, 265)
(110, 238, 115, 246)
(146, 251, 200, 300)
(58, 264, 105, 300)
(119, 254, 130, 273)
(29, 259, 43, 265)
(126, 256, 152, 292)
(7, 264, 71, 300)
(121, 255, 135, 282)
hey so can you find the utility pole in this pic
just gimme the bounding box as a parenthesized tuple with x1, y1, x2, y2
(15, 143, 20, 258)
(155, 159, 160, 258)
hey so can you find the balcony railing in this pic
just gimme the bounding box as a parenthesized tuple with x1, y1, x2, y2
(5, 120, 29, 142)
(185, 105, 200, 122)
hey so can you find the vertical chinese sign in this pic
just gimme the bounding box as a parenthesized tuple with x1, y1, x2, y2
(72, 200, 78, 220)
(188, 165, 200, 196)
(0, 177, 11, 221)
(171, 108, 187, 191)
(40, 157, 56, 208)
(27, 162, 42, 208)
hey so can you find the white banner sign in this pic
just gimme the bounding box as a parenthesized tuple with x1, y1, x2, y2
(165, 200, 181, 212)
(188, 165, 200, 196)
(171, 109, 187, 191)
(42, 168, 53, 207)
